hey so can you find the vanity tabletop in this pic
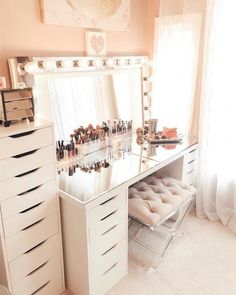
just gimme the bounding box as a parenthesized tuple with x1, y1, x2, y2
(118, 135, 198, 163)
(58, 147, 158, 204)
(58, 136, 198, 205)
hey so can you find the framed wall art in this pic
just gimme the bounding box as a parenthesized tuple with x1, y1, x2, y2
(85, 31, 106, 56)
(40, 0, 131, 31)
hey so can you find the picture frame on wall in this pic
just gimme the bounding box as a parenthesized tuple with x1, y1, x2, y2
(85, 31, 107, 56)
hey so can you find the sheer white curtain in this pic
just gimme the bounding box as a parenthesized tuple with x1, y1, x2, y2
(197, 0, 236, 233)
(152, 13, 202, 135)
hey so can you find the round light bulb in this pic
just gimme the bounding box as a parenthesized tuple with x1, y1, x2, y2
(42, 61, 57, 71)
(24, 62, 39, 74)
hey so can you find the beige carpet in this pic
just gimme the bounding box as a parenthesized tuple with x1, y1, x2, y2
(63, 213, 236, 295)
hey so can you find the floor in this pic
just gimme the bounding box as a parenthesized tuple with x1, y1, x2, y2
(63, 212, 236, 295)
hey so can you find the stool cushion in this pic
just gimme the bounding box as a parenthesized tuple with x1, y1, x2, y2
(128, 175, 196, 227)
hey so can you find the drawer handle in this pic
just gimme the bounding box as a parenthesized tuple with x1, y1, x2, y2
(189, 148, 197, 154)
(101, 224, 118, 236)
(27, 260, 49, 277)
(17, 185, 41, 196)
(100, 210, 117, 221)
(102, 243, 118, 256)
(188, 159, 195, 165)
(15, 167, 40, 177)
(9, 130, 35, 138)
(187, 169, 194, 174)
(19, 201, 44, 214)
(103, 262, 118, 275)
(25, 240, 46, 254)
(100, 195, 117, 206)
(31, 280, 50, 295)
(22, 217, 44, 231)
(12, 149, 38, 158)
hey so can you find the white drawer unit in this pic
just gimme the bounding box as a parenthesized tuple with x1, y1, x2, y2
(0, 119, 65, 295)
(60, 186, 128, 295)
(182, 145, 198, 186)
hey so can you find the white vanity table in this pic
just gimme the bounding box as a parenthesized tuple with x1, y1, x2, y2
(7, 55, 198, 295)
(58, 136, 198, 295)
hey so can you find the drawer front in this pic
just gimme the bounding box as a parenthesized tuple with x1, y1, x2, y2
(3, 90, 32, 101)
(3, 195, 58, 238)
(185, 148, 198, 165)
(88, 189, 127, 225)
(183, 159, 196, 175)
(0, 163, 56, 202)
(90, 257, 127, 295)
(0, 145, 55, 181)
(89, 219, 127, 259)
(183, 169, 196, 186)
(0, 126, 53, 160)
(33, 272, 63, 295)
(5, 99, 32, 111)
(90, 239, 126, 279)
(9, 234, 61, 285)
(12, 255, 61, 295)
(5, 212, 59, 262)
(6, 109, 33, 120)
(1, 180, 57, 220)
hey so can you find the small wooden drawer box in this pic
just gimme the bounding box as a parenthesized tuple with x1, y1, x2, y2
(0, 88, 34, 127)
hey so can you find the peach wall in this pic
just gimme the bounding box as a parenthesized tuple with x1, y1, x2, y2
(0, 0, 159, 87)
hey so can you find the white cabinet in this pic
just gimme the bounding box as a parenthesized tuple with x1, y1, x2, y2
(182, 145, 198, 186)
(60, 186, 128, 295)
(0, 120, 65, 295)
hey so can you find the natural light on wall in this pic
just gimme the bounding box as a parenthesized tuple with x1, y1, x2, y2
(152, 13, 202, 136)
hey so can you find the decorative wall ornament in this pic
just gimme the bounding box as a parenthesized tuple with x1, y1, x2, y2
(85, 31, 106, 56)
(40, 0, 130, 31)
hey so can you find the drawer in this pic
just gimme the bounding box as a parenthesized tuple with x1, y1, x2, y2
(88, 190, 127, 225)
(1, 180, 57, 220)
(6, 108, 33, 120)
(0, 126, 53, 160)
(90, 239, 127, 279)
(3, 89, 32, 101)
(90, 257, 127, 295)
(0, 163, 56, 202)
(89, 220, 127, 260)
(183, 169, 196, 186)
(32, 272, 63, 295)
(185, 148, 197, 164)
(183, 159, 196, 175)
(3, 194, 58, 238)
(5, 212, 59, 262)
(5, 99, 33, 111)
(0, 145, 55, 181)
(12, 255, 62, 295)
(9, 234, 61, 285)
(89, 203, 127, 238)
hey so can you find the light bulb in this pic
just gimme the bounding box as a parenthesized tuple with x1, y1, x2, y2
(24, 62, 39, 74)
(42, 61, 57, 71)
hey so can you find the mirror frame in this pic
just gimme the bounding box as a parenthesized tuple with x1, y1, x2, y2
(8, 55, 152, 127)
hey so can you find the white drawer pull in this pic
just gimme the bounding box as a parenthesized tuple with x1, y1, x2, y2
(189, 148, 197, 154)
(102, 224, 117, 236)
(17, 185, 42, 196)
(25, 240, 46, 255)
(31, 280, 50, 295)
(100, 210, 117, 221)
(9, 130, 35, 138)
(22, 218, 44, 231)
(12, 149, 37, 158)
(102, 243, 118, 256)
(103, 262, 118, 275)
(100, 195, 117, 206)
(188, 159, 195, 165)
(15, 167, 40, 178)
(19, 201, 44, 214)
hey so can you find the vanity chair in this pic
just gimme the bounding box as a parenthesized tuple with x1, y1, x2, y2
(128, 173, 196, 266)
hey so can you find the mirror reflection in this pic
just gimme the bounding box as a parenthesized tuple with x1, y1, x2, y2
(37, 69, 143, 140)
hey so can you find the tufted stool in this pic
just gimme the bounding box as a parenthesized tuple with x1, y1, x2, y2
(128, 175, 196, 227)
